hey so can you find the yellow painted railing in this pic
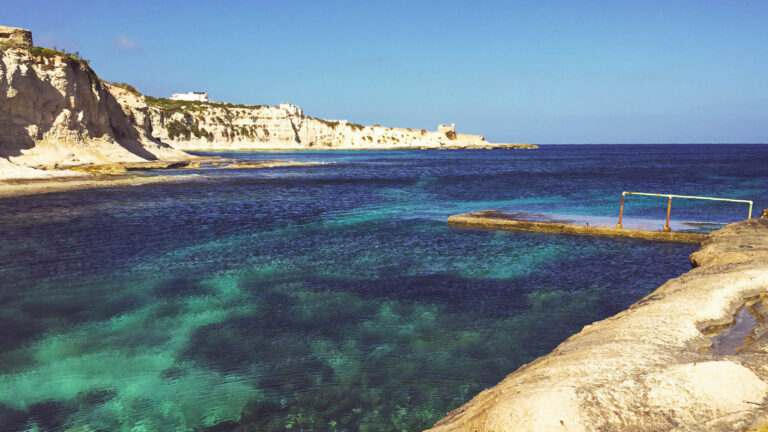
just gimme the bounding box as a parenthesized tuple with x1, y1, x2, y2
(617, 191, 753, 231)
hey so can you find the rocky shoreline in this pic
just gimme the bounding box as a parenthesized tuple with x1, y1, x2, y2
(0, 158, 331, 197)
(0, 173, 204, 198)
(428, 215, 768, 432)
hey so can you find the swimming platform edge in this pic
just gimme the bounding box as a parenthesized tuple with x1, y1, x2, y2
(447, 210, 709, 244)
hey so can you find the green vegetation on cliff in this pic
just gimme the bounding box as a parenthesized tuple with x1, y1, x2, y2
(145, 96, 268, 114)
(27, 46, 89, 67)
(110, 82, 141, 96)
(166, 120, 190, 139)
(314, 118, 340, 129)
(145, 97, 208, 113)
(307, 118, 366, 131)
(166, 119, 214, 141)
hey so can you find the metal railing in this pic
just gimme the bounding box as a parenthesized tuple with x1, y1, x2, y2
(617, 191, 753, 231)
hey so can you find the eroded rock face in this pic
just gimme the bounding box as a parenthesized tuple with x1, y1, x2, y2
(0, 26, 32, 49)
(428, 219, 768, 432)
(0, 46, 188, 178)
(142, 104, 525, 151)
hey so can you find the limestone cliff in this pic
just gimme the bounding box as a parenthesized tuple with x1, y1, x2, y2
(0, 30, 188, 179)
(428, 218, 768, 432)
(137, 100, 534, 151)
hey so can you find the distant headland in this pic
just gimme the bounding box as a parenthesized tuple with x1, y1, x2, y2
(0, 26, 535, 181)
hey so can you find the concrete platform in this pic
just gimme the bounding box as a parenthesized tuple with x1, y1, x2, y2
(447, 210, 710, 244)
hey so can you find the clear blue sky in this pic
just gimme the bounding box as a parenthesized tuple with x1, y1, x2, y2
(3, 0, 767, 144)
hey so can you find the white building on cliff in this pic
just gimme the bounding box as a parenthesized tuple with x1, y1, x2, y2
(279, 103, 303, 117)
(170, 92, 209, 102)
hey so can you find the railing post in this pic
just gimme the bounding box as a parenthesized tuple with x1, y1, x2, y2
(664, 196, 672, 232)
(613, 191, 751, 231)
(616, 192, 625, 229)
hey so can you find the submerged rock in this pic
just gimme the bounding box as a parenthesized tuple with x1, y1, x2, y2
(428, 219, 768, 432)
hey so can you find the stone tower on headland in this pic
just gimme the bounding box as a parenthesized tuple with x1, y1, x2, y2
(0, 26, 33, 48)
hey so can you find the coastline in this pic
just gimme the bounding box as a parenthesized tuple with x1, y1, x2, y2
(428, 217, 768, 432)
(182, 144, 539, 152)
(0, 145, 533, 196)
(0, 159, 330, 198)
(0, 173, 204, 198)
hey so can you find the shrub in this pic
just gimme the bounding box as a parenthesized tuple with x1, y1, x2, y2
(191, 123, 203, 138)
(145, 96, 268, 114)
(188, 122, 214, 140)
(317, 119, 340, 128)
(110, 82, 141, 95)
(145, 96, 206, 113)
(28, 46, 89, 67)
(445, 130, 456, 140)
(166, 120, 190, 140)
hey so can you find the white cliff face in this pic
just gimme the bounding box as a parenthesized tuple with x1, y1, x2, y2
(146, 105, 304, 150)
(0, 46, 187, 178)
(145, 102, 527, 151)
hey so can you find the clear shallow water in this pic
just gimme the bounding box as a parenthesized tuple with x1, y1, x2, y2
(0, 144, 765, 431)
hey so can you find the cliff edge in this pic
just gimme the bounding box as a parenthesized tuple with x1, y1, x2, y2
(428, 217, 768, 431)
(139, 99, 534, 151)
(0, 26, 189, 179)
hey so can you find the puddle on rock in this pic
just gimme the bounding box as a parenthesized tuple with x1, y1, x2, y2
(680, 221, 726, 233)
(705, 296, 768, 356)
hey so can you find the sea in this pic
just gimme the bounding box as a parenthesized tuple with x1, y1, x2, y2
(0, 144, 766, 431)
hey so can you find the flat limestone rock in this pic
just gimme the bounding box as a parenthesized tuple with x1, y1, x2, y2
(67, 160, 201, 174)
(221, 161, 323, 169)
(428, 218, 768, 432)
(448, 210, 708, 244)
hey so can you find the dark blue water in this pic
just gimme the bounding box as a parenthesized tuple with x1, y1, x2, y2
(0, 145, 765, 431)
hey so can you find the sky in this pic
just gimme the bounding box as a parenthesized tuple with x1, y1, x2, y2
(3, 0, 767, 144)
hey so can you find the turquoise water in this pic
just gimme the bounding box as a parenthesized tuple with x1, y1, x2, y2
(0, 145, 766, 431)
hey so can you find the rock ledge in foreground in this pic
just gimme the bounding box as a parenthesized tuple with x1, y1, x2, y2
(428, 218, 768, 432)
